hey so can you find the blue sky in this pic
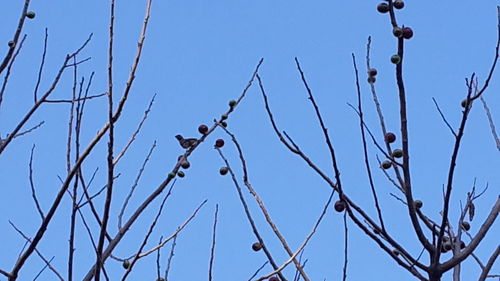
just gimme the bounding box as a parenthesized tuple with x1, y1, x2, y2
(0, 1, 498, 280)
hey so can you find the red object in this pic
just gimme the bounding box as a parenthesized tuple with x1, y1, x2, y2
(198, 124, 208, 134)
(215, 139, 225, 148)
(402, 27, 413, 39)
(334, 200, 346, 212)
(269, 277, 280, 281)
(384, 132, 396, 143)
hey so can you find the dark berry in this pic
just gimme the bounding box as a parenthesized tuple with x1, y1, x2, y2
(381, 160, 392, 169)
(26, 11, 36, 19)
(384, 132, 396, 143)
(414, 200, 423, 209)
(334, 200, 346, 212)
(252, 242, 262, 251)
(391, 149, 403, 158)
(402, 27, 413, 39)
(122, 260, 130, 269)
(391, 55, 401, 64)
(215, 139, 224, 148)
(219, 167, 229, 175)
(393, 0, 405, 9)
(393, 27, 403, 38)
(198, 124, 208, 134)
(377, 3, 389, 13)
(229, 100, 237, 107)
(368, 68, 378, 76)
(461, 221, 470, 231)
(181, 160, 190, 169)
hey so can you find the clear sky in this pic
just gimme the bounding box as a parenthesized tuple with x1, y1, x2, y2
(0, 1, 498, 280)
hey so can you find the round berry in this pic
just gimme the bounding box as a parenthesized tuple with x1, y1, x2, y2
(221, 114, 228, 120)
(229, 100, 237, 107)
(7, 40, 15, 48)
(368, 68, 378, 77)
(392, 249, 400, 256)
(177, 171, 185, 178)
(215, 139, 225, 148)
(443, 242, 452, 252)
(391, 149, 403, 158)
(26, 11, 36, 19)
(221, 121, 228, 128)
(181, 160, 190, 169)
(460, 241, 466, 249)
(414, 200, 423, 209)
(269, 276, 280, 281)
(461, 99, 468, 108)
(384, 132, 396, 143)
(377, 3, 389, 13)
(461, 221, 470, 231)
(251, 242, 262, 251)
(367, 76, 376, 83)
(198, 124, 208, 134)
(393, 27, 403, 38)
(393, 0, 405, 9)
(167, 172, 176, 179)
(381, 160, 392, 169)
(219, 167, 229, 175)
(391, 54, 401, 64)
(402, 27, 413, 39)
(334, 200, 346, 212)
(122, 260, 130, 269)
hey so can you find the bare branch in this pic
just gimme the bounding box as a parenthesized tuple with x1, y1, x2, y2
(208, 204, 219, 281)
(479, 96, 500, 151)
(28, 144, 45, 220)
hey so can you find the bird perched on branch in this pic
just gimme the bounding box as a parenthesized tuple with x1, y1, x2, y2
(175, 135, 198, 149)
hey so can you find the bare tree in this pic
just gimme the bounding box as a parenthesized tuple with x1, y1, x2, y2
(0, 1, 498, 281)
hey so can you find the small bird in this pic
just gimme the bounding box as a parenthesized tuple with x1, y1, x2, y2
(175, 134, 198, 149)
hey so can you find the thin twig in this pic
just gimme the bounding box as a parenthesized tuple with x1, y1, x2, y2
(114, 94, 156, 165)
(132, 200, 207, 259)
(156, 236, 163, 280)
(45, 93, 106, 103)
(342, 211, 348, 281)
(28, 144, 45, 220)
(247, 261, 268, 281)
(432, 98, 457, 137)
(33, 28, 49, 103)
(164, 235, 177, 281)
(208, 204, 219, 281)
(479, 96, 500, 151)
(118, 141, 156, 229)
(352, 53, 386, 231)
